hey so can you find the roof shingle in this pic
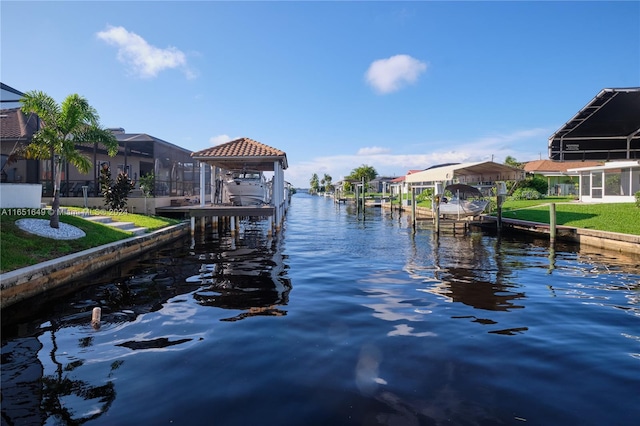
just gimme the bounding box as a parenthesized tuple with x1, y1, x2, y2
(0, 107, 39, 140)
(192, 137, 285, 159)
(524, 159, 603, 173)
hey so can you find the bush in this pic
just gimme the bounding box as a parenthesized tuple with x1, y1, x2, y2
(635, 191, 640, 208)
(100, 166, 135, 210)
(519, 177, 548, 194)
(511, 188, 543, 200)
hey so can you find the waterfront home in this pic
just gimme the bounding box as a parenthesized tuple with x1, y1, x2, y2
(567, 160, 640, 203)
(0, 83, 202, 214)
(523, 159, 603, 196)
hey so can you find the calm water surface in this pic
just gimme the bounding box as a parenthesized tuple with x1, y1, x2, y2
(2, 194, 640, 425)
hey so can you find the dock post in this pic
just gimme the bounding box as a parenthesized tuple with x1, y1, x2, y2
(434, 195, 440, 234)
(190, 216, 195, 235)
(411, 187, 416, 229)
(549, 203, 557, 244)
(230, 216, 236, 236)
(496, 194, 505, 233)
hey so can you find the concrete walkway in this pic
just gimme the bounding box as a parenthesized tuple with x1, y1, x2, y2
(83, 214, 148, 236)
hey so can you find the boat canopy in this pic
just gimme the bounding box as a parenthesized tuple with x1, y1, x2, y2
(444, 184, 483, 200)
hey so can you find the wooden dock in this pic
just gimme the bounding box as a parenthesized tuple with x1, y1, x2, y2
(156, 204, 278, 236)
(157, 204, 274, 218)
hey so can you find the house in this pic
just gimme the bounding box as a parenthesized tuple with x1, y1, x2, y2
(567, 160, 640, 203)
(523, 159, 603, 196)
(369, 176, 400, 193)
(0, 83, 202, 213)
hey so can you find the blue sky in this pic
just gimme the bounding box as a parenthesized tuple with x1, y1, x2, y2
(2, 1, 639, 188)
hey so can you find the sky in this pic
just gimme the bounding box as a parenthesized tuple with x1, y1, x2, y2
(2, 1, 639, 188)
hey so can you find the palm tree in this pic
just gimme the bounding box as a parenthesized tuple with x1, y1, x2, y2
(323, 173, 333, 192)
(309, 173, 320, 193)
(20, 91, 118, 228)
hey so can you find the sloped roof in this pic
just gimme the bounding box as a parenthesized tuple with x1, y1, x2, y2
(191, 137, 288, 171)
(548, 88, 640, 161)
(567, 160, 640, 173)
(406, 161, 524, 184)
(0, 107, 40, 140)
(524, 159, 603, 173)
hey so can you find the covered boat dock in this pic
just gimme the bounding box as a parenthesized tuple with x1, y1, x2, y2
(158, 137, 289, 235)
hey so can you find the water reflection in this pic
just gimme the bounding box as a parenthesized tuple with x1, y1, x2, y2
(1, 220, 290, 425)
(405, 232, 526, 312)
(188, 227, 291, 321)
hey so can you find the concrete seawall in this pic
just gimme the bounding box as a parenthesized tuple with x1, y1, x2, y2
(0, 223, 190, 309)
(477, 215, 640, 255)
(399, 205, 640, 256)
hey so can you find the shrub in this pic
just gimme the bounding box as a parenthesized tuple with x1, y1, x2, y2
(100, 166, 135, 210)
(635, 191, 640, 208)
(511, 188, 543, 200)
(519, 177, 548, 194)
(139, 173, 155, 197)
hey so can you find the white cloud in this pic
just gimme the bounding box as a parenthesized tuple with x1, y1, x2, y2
(365, 54, 427, 94)
(210, 134, 234, 145)
(96, 25, 195, 79)
(357, 146, 391, 155)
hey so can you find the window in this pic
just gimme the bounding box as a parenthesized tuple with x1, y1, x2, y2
(591, 172, 603, 198)
(604, 170, 621, 196)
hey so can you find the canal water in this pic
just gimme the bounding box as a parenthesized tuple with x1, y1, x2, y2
(2, 193, 639, 425)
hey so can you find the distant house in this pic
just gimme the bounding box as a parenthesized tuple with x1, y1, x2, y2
(0, 83, 201, 213)
(523, 159, 603, 196)
(369, 176, 400, 193)
(405, 161, 524, 195)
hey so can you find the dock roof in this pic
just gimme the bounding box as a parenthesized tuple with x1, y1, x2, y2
(191, 137, 288, 171)
(405, 161, 524, 184)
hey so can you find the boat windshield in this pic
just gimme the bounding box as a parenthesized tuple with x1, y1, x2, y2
(231, 172, 261, 179)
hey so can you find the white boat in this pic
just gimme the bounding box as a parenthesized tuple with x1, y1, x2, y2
(223, 170, 270, 206)
(438, 184, 489, 218)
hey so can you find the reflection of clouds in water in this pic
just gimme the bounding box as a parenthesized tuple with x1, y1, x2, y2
(360, 270, 437, 326)
(159, 300, 198, 325)
(355, 344, 386, 396)
(388, 324, 437, 338)
(362, 287, 434, 322)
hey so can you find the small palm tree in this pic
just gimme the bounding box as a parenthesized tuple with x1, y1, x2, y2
(20, 91, 118, 228)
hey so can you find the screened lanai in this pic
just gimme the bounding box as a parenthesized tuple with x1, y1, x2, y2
(548, 87, 640, 161)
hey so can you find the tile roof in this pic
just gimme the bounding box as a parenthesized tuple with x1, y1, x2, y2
(524, 159, 603, 173)
(0, 107, 39, 139)
(192, 137, 285, 158)
(191, 137, 288, 171)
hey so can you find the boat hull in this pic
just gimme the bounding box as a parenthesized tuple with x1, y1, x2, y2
(223, 171, 270, 206)
(439, 200, 489, 218)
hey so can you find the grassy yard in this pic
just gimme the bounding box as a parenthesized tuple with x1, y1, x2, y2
(414, 195, 640, 235)
(0, 209, 182, 273)
(497, 201, 640, 235)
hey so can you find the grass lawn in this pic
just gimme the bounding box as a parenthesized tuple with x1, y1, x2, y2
(416, 195, 640, 235)
(497, 201, 640, 235)
(0, 209, 182, 273)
